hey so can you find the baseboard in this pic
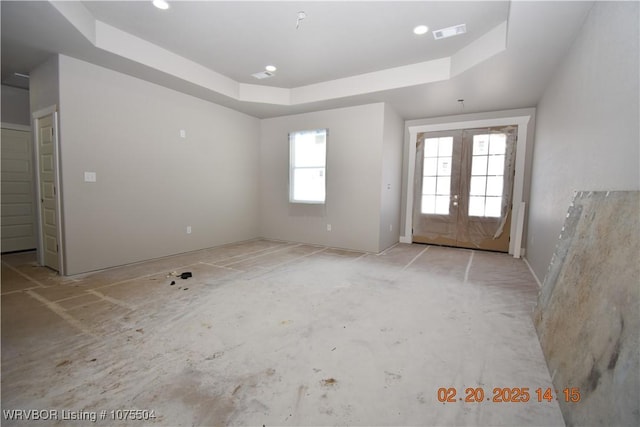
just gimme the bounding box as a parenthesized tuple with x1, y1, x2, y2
(523, 256, 543, 288)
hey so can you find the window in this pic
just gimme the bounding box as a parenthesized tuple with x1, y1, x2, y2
(421, 136, 453, 215)
(468, 133, 506, 217)
(289, 129, 327, 204)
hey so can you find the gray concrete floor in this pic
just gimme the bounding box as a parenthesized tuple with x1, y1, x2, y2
(1, 240, 564, 426)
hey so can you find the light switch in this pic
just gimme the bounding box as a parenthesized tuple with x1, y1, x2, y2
(84, 172, 96, 182)
(179, 129, 186, 138)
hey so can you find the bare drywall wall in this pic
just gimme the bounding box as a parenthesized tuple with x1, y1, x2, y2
(259, 103, 386, 253)
(527, 1, 640, 281)
(1, 85, 30, 126)
(534, 191, 639, 426)
(57, 55, 260, 275)
(379, 104, 403, 251)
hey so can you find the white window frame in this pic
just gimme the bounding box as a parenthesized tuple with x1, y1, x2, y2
(289, 129, 328, 204)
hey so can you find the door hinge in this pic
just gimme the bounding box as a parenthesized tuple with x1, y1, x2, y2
(53, 186, 56, 196)
(56, 243, 59, 252)
(50, 128, 54, 139)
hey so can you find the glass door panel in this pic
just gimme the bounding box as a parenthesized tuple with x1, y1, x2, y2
(413, 126, 517, 252)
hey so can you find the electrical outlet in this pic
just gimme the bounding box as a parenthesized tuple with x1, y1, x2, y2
(327, 224, 332, 231)
(186, 226, 192, 234)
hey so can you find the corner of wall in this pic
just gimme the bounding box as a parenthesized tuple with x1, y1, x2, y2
(379, 103, 404, 252)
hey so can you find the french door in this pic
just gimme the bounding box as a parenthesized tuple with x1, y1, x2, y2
(412, 126, 517, 252)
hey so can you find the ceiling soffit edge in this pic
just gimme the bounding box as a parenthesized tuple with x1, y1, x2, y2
(50, 1, 508, 107)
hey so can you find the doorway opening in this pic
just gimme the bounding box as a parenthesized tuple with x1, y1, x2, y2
(412, 126, 517, 252)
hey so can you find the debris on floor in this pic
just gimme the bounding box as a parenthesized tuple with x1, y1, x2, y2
(321, 378, 337, 386)
(170, 281, 176, 286)
(180, 272, 192, 279)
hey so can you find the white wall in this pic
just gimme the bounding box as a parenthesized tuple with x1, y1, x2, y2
(379, 105, 404, 250)
(260, 103, 399, 253)
(527, 1, 640, 281)
(29, 56, 60, 114)
(1, 85, 30, 126)
(57, 55, 260, 275)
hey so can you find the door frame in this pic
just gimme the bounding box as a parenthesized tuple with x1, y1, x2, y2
(32, 105, 65, 275)
(1, 123, 31, 132)
(402, 113, 532, 258)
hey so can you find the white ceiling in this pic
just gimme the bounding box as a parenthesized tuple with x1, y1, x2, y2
(82, 1, 509, 88)
(1, 1, 593, 119)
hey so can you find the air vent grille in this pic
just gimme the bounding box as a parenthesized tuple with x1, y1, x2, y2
(251, 71, 275, 80)
(433, 24, 467, 40)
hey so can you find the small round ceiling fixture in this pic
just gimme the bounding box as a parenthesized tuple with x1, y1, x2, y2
(152, 0, 170, 10)
(413, 25, 429, 35)
(265, 65, 277, 73)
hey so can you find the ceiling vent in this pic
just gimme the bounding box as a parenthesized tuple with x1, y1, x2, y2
(433, 24, 467, 40)
(251, 71, 275, 80)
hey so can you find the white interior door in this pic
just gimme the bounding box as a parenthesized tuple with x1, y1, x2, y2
(37, 113, 60, 271)
(1, 127, 36, 252)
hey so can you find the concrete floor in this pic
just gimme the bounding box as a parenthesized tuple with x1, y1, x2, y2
(1, 239, 564, 426)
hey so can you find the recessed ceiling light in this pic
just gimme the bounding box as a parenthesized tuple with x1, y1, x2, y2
(152, 0, 170, 10)
(413, 25, 429, 35)
(265, 65, 277, 73)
